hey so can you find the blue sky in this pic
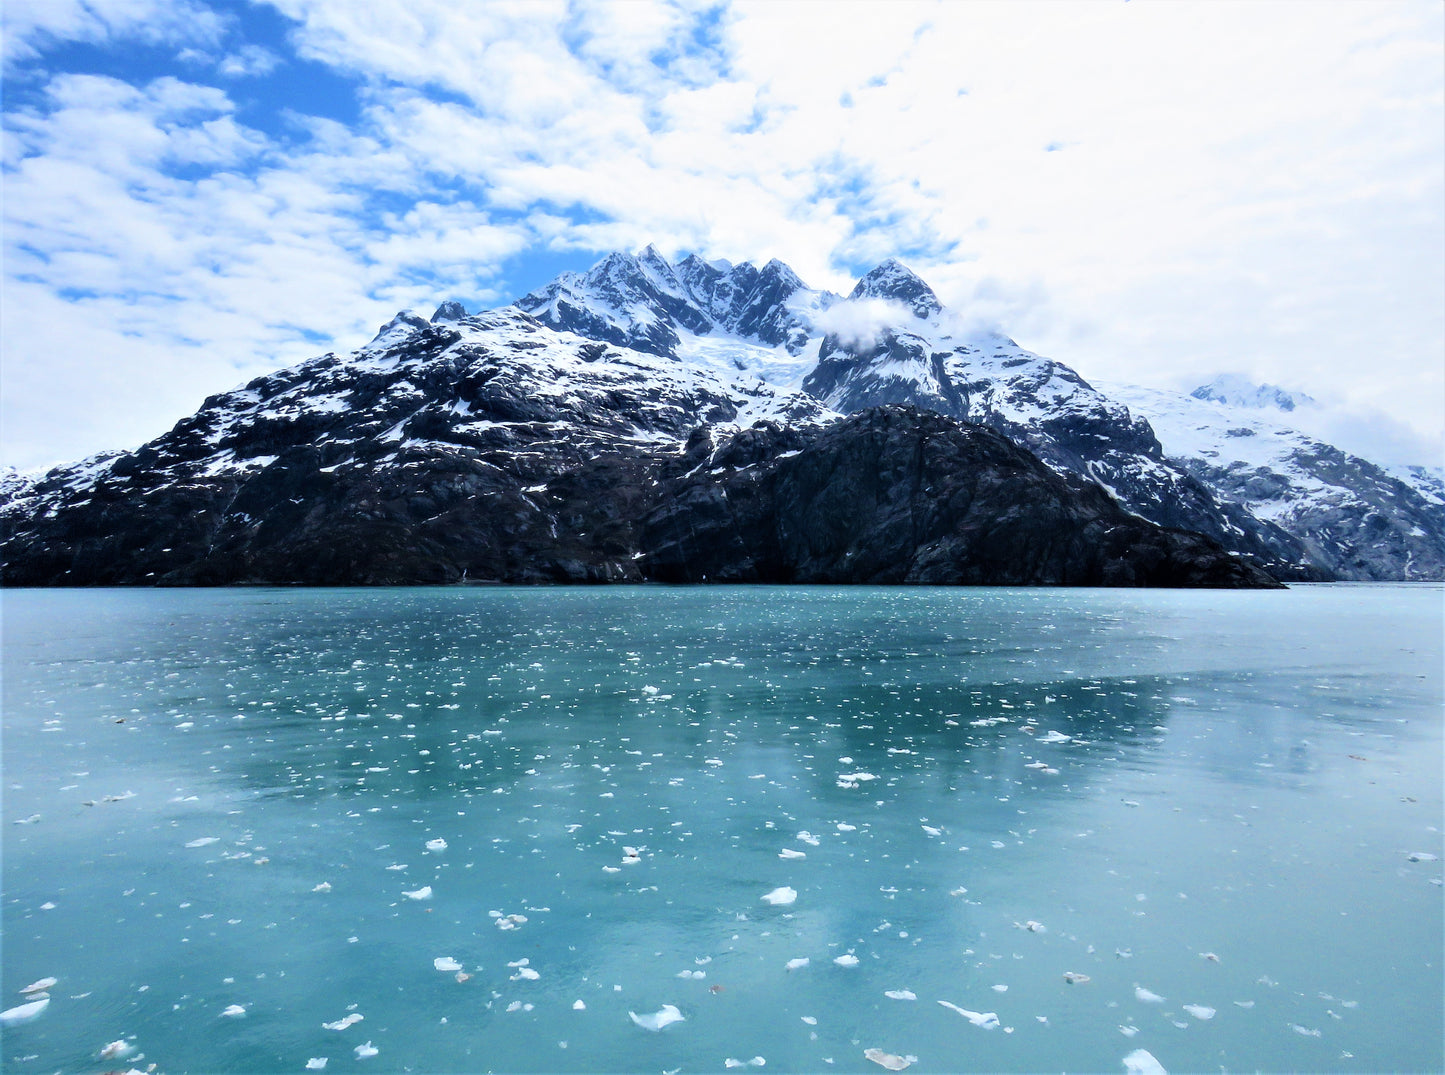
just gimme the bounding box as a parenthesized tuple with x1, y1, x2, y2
(3, 0, 1442, 470)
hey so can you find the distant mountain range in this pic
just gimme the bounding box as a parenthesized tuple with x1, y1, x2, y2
(3, 247, 1440, 586)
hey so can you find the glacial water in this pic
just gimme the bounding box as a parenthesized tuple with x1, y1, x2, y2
(2, 584, 1441, 1074)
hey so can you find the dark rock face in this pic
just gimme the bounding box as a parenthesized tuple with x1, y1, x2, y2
(848, 259, 942, 319)
(803, 328, 1322, 580)
(641, 407, 1280, 588)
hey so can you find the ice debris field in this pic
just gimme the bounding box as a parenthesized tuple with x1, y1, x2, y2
(2, 584, 1441, 1072)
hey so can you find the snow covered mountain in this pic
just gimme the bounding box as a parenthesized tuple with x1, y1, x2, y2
(1105, 380, 1445, 581)
(0, 301, 1271, 587)
(2, 246, 1437, 585)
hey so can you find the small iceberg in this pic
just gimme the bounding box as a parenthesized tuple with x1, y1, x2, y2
(98, 1041, 134, 1061)
(864, 1048, 916, 1070)
(221, 1004, 246, 1017)
(185, 836, 220, 848)
(20, 977, 56, 995)
(0, 998, 49, 1025)
(312, 882, 332, 893)
(434, 957, 462, 972)
(938, 1000, 999, 1029)
(306, 1059, 328, 1071)
(786, 958, 810, 971)
(1123, 1048, 1167, 1074)
(401, 886, 433, 900)
(833, 953, 859, 967)
(884, 989, 917, 1001)
(1182, 1004, 1215, 1020)
(724, 1058, 766, 1068)
(355, 1041, 378, 1059)
(629, 1004, 684, 1031)
(762, 886, 796, 906)
(322, 1013, 364, 1030)
(1134, 986, 1165, 1003)
(779, 849, 806, 859)
(426, 838, 448, 852)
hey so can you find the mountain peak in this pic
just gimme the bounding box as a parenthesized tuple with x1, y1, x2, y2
(432, 300, 467, 323)
(849, 259, 941, 319)
(1191, 375, 1314, 412)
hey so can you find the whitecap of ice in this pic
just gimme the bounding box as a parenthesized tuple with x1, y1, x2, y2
(762, 887, 796, 906)
(629, 1004, 684, 1031)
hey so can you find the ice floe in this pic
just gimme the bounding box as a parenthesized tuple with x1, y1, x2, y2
(1123, 1048, 1167, 1074)
(1063, 972, 1091, 984)
(762, 886, 796, 906)
(0, 998, 48, 1024)
(724, 1057, 766, 1068)
(786, 958, 809, 970)
(20, 978, 56, 995)
(354, 1041, 378, 1059)
(426, 838, 448, 852)
(1182, 1004, 1215, 1020)
(98, 1040, 134, 1060)
(322, 1013, 364, 1030)
(1134, 986, 1164, 1003)
(312, 882, 332, 893)
(938, 1001, 999, 1028)
(434, 957, 462, 972)
(628, 1004, 684, 1031)
(305, 1059, 327, 1070)
(779, 848, 806, 859)
(883, 989, 917, 1001)
(185, 836, 220, 848)
(833, 953, 859, 967)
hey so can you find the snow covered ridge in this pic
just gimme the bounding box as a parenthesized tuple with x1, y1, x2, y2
(1, 246, 1439, 583)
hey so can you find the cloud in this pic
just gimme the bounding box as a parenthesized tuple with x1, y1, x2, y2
(2, 0, 228, 68)
(811, 297, 915, 348)
(2, 0, 1441, 471)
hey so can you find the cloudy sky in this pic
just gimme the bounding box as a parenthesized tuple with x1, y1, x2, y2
(3, 0, 1442, 470)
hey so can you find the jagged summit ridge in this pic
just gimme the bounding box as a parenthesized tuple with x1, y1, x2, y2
(848, 258, 942, 319)
(1191, 374, 1315, 412)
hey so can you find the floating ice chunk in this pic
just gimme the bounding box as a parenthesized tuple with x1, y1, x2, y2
(306, 1059, 328, 1070)
(762, 887, 797, 906)
(724, 1058, 766, 1068)
(1020, 920, 1046, 933)
(13, 814, 40, 824)
(573, 1000, 586, 1010)
(863, 1048, 915, 1070)
(222, 1004, 246, 1017)
(402, 886, 433, 900)
(1183, 1004, 1214, 1020)
(779, 849, 806, 860)
(355, 1041, 378, 1059)
(786, 958, 810, 971)
(1199, 952, 1220, 962)
(833, 953, 859, 968)
(621, 847, 643, 865)
(921, 825, 941, 837)
(676, 970, 706, 980)
(938, 1001, 999, 1028)
(20, 978, 56, 995)
(602, 866, 621, 873)
(1122, 1048, 1167, 1074)
(884, 990, 917, 1001)
(1134, 986, 1165, 1003)
(991, 984, 1008, 993)
(1291, 1024, 1321, 1038)
(949, 887, 968, 897)
(434, 957, 462, 973)
(797, 831, 821, 846)
(1407, 852, 1438, 862)
(186, 837, 220, 848)
(801, 1016, 817, 1025)
(837, 823, 857, 832)
(1037, 731, 1071, 744)
(629, 1004, 684, 1031)
(1233, 1000, 1255, 1009)
(322, 1013, 364, 1030)
(1063, 972, 1091, 984)
(1118, 1025, 1139, 1037)
(98, 1040, 134, 1060)
(426, 838, 448, 852)
(312, 882, 332, 893)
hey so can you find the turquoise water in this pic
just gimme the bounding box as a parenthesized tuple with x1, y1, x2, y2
(2, 585, 1441, 1074)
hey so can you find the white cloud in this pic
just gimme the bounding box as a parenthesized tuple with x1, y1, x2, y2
(2, 0, 228, 67)
(3, 0, 1441, 471)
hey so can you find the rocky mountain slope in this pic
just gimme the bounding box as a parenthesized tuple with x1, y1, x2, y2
(0, 305, 1273, 588)
(4, 246, 1437, 585)
(1104, 380, 1445, 581)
